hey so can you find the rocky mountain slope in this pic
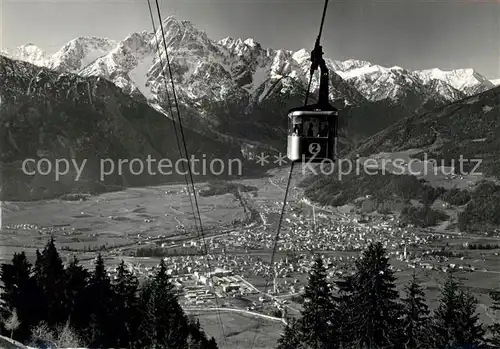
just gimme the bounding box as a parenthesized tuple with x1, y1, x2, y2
(2, 16, 498, 201)
(2, 17, 495, 146)
(303, 85, 500, 231)
(0, 55, 245, 201)
(357, 85, 500, 178)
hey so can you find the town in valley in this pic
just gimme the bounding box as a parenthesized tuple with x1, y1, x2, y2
(2, 168, 500, 347)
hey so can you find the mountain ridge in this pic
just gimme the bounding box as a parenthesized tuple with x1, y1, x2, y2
(2, 22, 493, 102)
(0, 55, 253, 201)
(2, 16, 493, 111)
(2, 16, 499, 201)
(491, 78, 500, 86)
(302, 84, 500, 231)
(2, 16, 495, 151)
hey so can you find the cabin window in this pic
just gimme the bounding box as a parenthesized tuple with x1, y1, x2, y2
(289, 114, 332, 137)
(318, 120, 329, 138)
(303, 118, 328, 138)
(289, 116, 303, 136)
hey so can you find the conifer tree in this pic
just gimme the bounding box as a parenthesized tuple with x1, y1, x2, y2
(185, 316, 218, 349)
(434, 270, 460, 348)
(300, 257, 338, 349)
(455, 289, 485, 347)
(112, 260, 139, 347)
(33, 250, 43, 275)
(86, 253, 115, 348)
(35, 237, 68, 327)
(133, 261, 191, 349)
(334, 273, 356, 347)
(489, 287, 500, 347)
(400, 271, 432, 349)
(169, 309, 190, 349)
(276, 318, 305, 349)
(0, 254, 23, 326)
(151, 259, 175, 347)
(65, 256, 90, 336)
(0, 244, 218, 349)
(0, 252, 38, 341)
(433, 270, 484, 348)
(134, 280, 156, 348)
(343, 242, 402, 349)
(150, 259, 189, 349)
(206, 336, 218, 349)
(187, 318, 204, 348)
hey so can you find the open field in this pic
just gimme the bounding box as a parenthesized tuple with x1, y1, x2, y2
(2, 169, 500, 344)
(191, 310, 283, 349)
(359, 150, 492, 191)
(2, 185, 243, 231)
(0, 184, 247, 261)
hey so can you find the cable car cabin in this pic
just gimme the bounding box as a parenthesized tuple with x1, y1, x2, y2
(286, 5, 338, 163)
(287, 106, 338, 163)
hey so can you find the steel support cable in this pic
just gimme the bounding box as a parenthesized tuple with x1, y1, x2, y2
(247, 161, 295, 349)
(249, 1, 330, 348)
(247, 72, 312, 349)
(318, 0, 329, 43)
(153, 0, 205, 244)
(306, 3, 330, 344)
(146, 0, 200, 237)
(305, 0, 329, 259)
(304, 73, 314, 106)
(147, 0, 201, 285)
(152, 0, 228, 346)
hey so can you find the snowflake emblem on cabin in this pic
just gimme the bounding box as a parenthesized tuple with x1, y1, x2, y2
(256, 152, 269, 166)
(273, 153, 287, 166)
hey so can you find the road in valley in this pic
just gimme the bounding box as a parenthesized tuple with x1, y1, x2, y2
(184, 306, 287, 324)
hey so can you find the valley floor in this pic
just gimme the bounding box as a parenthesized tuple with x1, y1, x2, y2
(2, 168, 500, 348)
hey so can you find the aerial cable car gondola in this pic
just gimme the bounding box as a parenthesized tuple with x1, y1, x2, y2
(287, 0, 338, 163)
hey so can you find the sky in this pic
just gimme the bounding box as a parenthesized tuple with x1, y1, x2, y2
(1, 0, 500, 79)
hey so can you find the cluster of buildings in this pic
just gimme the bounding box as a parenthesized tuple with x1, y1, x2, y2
(9, 179, 493, 317)
(193, 268, 256, 296)
(3, 223, 74, 236)
(3, 223, 40, 231)
(183, 285, 217, 305)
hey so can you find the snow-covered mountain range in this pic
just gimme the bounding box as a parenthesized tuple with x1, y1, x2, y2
(1, 16, 499, 200)
(2, 16, 495, 109)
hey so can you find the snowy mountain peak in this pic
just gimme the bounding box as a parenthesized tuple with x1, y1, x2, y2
(491, 78, 500, 86)
(218, 36, 234, 46)
(390, 66, 404, 71)
(426, 79, 465, 101)
(4, 15, 495, 110)
(291, 49, 309, 64)
(19, 43, 42, 51)
(243, 38, 258, 48)
(218, 36, 263, 57)
(9, 43, 48, 66)
(157, 16, 212, 50)
(418, 67, 494, 95)
(49, 36, 117, 72)
(336, 64, 402, 81)
(160, 15, 182, 29)
(120, 31, 154, 54)
(330, 58, 372, 72)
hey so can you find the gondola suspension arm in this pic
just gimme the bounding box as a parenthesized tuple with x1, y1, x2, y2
(306, 0, 330, 108)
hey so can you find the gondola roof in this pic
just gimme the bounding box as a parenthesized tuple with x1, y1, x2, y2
(288, 102, 337, 114)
